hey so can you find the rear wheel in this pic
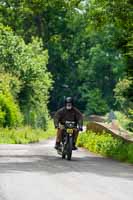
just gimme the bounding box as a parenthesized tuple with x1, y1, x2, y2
(67, 136, 73, 161)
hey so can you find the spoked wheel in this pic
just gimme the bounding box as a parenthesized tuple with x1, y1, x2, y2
(67, 152, 72, 161)
(62, 153, 66, 159)
(66, 136, 73, 161)
(62, 143, 66, 159)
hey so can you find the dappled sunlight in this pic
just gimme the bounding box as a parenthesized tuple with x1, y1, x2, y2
(0, 140, 133, 181)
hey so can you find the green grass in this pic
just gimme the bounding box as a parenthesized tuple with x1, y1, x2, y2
(0, 120, 55, 144)
(77, 131, 133, 164)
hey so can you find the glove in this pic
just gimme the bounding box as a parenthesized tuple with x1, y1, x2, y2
(59, 124, 65, 130)
(79, 127, 83, 131)
(55, 124, 59, 129)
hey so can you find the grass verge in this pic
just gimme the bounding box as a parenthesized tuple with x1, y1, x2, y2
(77, 131, 133, 164)
(0, 120, 55, 144)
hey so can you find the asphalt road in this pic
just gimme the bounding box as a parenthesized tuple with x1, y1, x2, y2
(0, 139, 133, 200)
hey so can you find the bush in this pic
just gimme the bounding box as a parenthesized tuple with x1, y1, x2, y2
(114, 78, 132, 111)
(127, 144, 133, 163)
(127, 109, 133, 132)
(0, 93, 23, 127)
(114, 111, 132, 131)
(78, 131, 133, 163)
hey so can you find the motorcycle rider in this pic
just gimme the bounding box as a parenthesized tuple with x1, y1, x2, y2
(54, 97, 83, 150)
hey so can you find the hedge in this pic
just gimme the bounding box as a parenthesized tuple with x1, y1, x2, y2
(77, 131, 133, 164)
(0, 93, 23, 127)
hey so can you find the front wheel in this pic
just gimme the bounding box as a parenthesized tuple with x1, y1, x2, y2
(62, 153, 66, 159)
(67, 136, 73, 161)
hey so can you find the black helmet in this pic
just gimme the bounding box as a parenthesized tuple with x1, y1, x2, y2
(65, 97, 73, 105)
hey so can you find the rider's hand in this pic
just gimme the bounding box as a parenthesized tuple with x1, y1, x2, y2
(55, 125, 59, 129)
(79, 127, 83, 131)
(59, 124, 65, 130)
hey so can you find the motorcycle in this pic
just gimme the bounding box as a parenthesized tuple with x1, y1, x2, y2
(57, 121, 77, 161)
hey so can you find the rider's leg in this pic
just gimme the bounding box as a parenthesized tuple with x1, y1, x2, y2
(56, 128, 62, 143)
(55, 128, 62, 149)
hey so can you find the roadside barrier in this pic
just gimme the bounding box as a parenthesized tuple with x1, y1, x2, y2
(86, 122, 133, 143)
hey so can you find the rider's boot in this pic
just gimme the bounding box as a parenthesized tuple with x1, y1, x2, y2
(54, 142, 61, 150)
(72, 142, 78, 150)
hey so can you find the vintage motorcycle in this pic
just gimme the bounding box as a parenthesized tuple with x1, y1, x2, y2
(57, 121, 78, 161)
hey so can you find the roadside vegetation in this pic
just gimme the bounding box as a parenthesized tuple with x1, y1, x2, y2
(104, 111, 133, 135)
(0, 120, 55, 144)
(78, 131, 133, 164)
(0, 0, 132, 161)
(114, 112, 133, 133)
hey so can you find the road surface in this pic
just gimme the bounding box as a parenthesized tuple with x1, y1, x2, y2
(0, 139, 133, 200)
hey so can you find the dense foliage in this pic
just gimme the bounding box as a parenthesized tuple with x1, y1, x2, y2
(78, 131, 133, 163)
(0, 120, 55, 144)
(0, 24, 52, 128)
(0, 73, 23, 127)
(0, 0, 132, 126)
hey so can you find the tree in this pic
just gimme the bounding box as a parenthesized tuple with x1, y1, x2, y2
(0, 73, 23, 127)
(0, 0, 85, 111)
(0, 24, 52, 128)
(114, 78, 133, 112)
(0, 0, 131, 116)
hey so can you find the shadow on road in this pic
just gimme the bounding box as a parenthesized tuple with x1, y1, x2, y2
(0, 153, 133, 181)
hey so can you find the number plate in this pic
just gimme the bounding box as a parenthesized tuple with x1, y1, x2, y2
(67, 129, 73, 134)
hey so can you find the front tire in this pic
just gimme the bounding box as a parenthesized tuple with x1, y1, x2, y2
(62, 153, 66, 159)
(67, 136, 73, 160)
